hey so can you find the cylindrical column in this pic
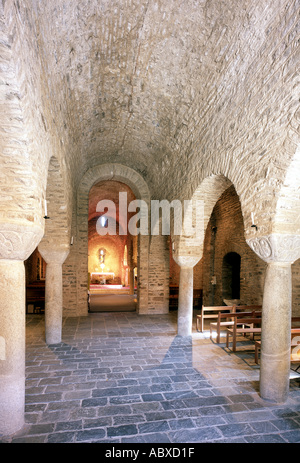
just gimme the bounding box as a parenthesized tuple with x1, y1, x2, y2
(260, 262, 292, 403)
(45, 262, 63, 345)
(178, 266, 194, 336)
(0, 260, 26, 435)
(129, 267, 134, 295)
(38, 248, 69, 345)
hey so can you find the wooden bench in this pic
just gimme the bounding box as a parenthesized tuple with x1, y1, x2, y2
(193, 289, 203, 309)
(210, 309, 262, 344)
(226, 317, 262, 352)
(255, 328, 300, 365)
(197, 306, 236, 333)
(169, 285, 179, 309)
(26, 282, 45, 314)
(169, 287, 203, 310)
(292, 317, 300, 327)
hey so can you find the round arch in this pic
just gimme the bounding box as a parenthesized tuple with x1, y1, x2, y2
(274, 144, 300, 235)
(172, 174, 233, 261)
(76, 163, 151, 315)
(39, 155, 71, 254)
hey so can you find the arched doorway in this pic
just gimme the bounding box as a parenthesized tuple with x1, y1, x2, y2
(222, 252, 241, 300)
(76, 163, 151, 316)
(88, 180, 138, 312)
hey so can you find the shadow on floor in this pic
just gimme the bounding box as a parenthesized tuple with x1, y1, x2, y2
(89, 294, 137, 313)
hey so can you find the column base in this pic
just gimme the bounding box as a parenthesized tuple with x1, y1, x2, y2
(260, 350, 291, 404)
(0, 376, 25, 436)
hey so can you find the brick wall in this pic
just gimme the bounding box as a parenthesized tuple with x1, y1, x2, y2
(147, 230, 170, 314)
(199, 185, 300, 315)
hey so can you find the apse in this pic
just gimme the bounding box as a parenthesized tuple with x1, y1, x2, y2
(88, 180, 137, 293)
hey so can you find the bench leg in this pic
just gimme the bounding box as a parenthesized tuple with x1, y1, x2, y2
(255, 344, 260, 364)
(232, 335, 236, 352)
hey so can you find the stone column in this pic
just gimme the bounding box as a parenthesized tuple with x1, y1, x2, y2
(128, 239, 134, 296)
(173, 256, 201, 337)
(38, 247, 70, 345)
(247, 234, 300, 403)
(178, 266, 194, 336)
(137, 234, 149, 314)
(0, 224, 43, 436)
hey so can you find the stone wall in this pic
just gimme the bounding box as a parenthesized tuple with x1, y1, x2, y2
(147, 232, 170, 314)
(201, 186, 266, 307)
(199, 185, 300, 315)
(1, 1, 299, 317)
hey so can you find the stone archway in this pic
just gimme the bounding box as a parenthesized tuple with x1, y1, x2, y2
(76, 163, 151, 316)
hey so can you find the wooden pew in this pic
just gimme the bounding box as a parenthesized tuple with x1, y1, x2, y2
(210, 309, 262, 343)
(226, 317, 262, 352)
(26, 282, 45, 314)
(197, 306, 236, 333)
(292, 317, 300, 327)
(255, 328, 300, 365)
(169, 287, 203, 310)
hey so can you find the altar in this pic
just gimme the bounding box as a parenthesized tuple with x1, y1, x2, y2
(90, 272, 115, 285)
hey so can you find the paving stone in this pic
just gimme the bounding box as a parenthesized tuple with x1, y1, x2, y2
(107, 424, 138, 437)
(217, 423, 256, 438)
(1, 313, 300, 444)
(75, 429, 106, 442)
(280, 430, 300, 443)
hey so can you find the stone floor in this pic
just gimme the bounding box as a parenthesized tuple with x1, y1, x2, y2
(1, 311, 300, 443)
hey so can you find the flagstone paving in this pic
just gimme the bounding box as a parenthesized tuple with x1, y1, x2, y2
(1, 311, 300, 443)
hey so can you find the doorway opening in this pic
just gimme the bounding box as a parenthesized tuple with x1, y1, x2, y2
(88, 180, 138, 312)
(222, 252, 241, 300)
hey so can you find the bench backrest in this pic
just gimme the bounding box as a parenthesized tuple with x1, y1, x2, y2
(292, 317, 300, 328)
(232, 316, 262, 330)
(235, 305, 262, 312)
(217, 311, 261, 320)
(202, 305, 235, 314)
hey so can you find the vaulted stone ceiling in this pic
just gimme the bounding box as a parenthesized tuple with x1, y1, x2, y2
(2, 0, 299, 207)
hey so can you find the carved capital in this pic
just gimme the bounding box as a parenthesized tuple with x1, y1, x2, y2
(172, 254, 201, 268)
(246, 234, 300, 264)
(0, 223, 44, 261)
(38, 245, 70, 264)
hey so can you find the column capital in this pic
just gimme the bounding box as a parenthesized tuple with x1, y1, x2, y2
(246, 233, 300, 264)
(38, 244, 70, 264)
(172, 254, 200, 268)
(0, 223, 43, 261)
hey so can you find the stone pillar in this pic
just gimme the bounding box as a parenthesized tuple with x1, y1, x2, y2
(128, 239, 134, 296)
(38, 248, 70, 345)
(129, 266, 134, 295)
(260, 262, 292, 402)
(173, 255, 201, 337)
(247, 234, 300, 403)
(178, 266, 194, 336)
(0, 224, 43, 436)
(137, 234, 149, 314)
